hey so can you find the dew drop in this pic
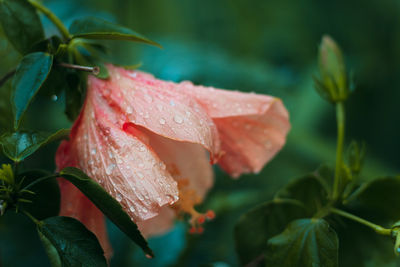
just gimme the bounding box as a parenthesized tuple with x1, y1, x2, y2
(156, 197, 162, 202)
(91, 148, 97, 155)
(130, 206, 136, 212)
(51, 95, 58, 101)
(106, 164, 116, 175)
(159, 118, 166, 125)
(139, 146, 146, 152)
(129, 72, 137, 78)
(137, 172, 144, 178)
(116, 194, 122, 202)
(169, 100, 176, 106)
(156, 104, 163, 111)
(144, 94, 153, 103)
(265, 141, 272, 149)
(173, 115, 183, 124)
(126, 107, 133, 114)
(142, 207, 148, 213)
(88, 160, 94, 165)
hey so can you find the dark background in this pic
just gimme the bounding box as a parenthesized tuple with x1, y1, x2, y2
(1, 0, 399, 266)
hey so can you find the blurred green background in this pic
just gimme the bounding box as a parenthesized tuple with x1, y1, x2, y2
(1, 0, 400, 266)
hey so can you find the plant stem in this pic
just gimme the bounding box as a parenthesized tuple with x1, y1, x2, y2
(58, 62, 99, 74)
(332, 101, 345, 201)
(28, 0, 71, 40)
(0, 69, 16, 88)
(22, 210, 41, 225)
(331, 208, 391, 236)
(22, 174, 58, 191)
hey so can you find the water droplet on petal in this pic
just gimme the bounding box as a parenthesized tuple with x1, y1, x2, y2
(173, 115, 183, 124)
(126, 107, 133, 114)
(139, 146, 146, 152)
(116, 194, 122, 202)
(137, 172, 144, 178)
(91, 148, 97, 155)
(142, 207, 148, 213)
(159, 118, 166, 125)
(130, 206, 136, 212)
(144, 94, 153, 103)
(265, 141, 272, 149)
(170, 100, 176, 106)
(106, 164, 116, 175)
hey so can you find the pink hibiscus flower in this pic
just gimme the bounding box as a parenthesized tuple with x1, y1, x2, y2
(55, 65, 290, 258)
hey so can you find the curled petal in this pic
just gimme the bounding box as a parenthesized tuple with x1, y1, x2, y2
(179, 83, 291, 177)
(88, 65, 221, 162)
(70, 92, 179, 221)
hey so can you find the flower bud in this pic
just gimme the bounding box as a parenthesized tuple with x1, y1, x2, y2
(314, 35, 350, 102)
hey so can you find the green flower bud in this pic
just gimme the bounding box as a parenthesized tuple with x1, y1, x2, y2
(314, 35, 350, 102)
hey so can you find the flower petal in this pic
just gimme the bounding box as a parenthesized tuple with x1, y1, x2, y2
(135, 126, 214, 236)
(58, 84, 180, 222)
(58, 179, 113, 259)
(136, 206, 176, 238)
(88, 65, 221, 162)
(178, 82, 291, 177)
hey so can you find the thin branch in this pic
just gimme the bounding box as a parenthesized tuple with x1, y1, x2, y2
(0, 69, 16, 88)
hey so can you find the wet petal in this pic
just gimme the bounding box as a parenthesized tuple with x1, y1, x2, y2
(58, 86, 180, 222)
(136, 126, 214, 236)
(88, 65, 221, 162)
(136, 206, 176, 238)
(179, 82, 291, 177)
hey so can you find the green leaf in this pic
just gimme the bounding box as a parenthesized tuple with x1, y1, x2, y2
(0, 129, 69, 162)
(69, 17, 161, 48)
(0, 0, 44, 54)
(37, 216, 107, 267)
(346, 177, 400, 223)
(18, 170, 60, 220)
(234, 199, 307, 265)
(265, 218, 338, 267)
(59, 167, 154, 257)
(274, 174, 329, 216)
(12, 52, 53, 129)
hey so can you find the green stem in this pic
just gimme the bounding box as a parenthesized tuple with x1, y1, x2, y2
(22, 174, 58, 191)
(331, 208, 391, 236)
(28, 0, 71, 40)
(332, 102, 345, 201)
(22, 210, 41, 225)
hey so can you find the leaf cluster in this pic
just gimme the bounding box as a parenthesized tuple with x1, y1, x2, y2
(0, 0, 161, 264)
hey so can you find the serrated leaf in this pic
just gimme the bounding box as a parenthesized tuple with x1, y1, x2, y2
(59, 167, 154, 257)
(346, 177, 400, 223)
(265, 218, 338, 267)
(38, 216, 107, 267)
(69, 17, 161, 47)
(275, 174, 329, 216)
(18, 169, 60, 220)
(234, 199, 307, 265)
(0, 129, 69, 162)
(12, 52, 53, 129)
(0, 0, 44, 54)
